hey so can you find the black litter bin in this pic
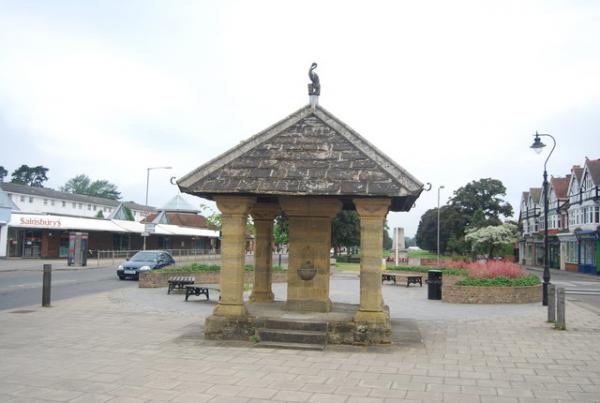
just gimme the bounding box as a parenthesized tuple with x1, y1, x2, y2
(427, 270, 443, 300)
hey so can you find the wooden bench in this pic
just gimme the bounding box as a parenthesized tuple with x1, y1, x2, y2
(167, 276, 195, 294)
(382, 271, 423, 287)
(184, 284, 220, 301)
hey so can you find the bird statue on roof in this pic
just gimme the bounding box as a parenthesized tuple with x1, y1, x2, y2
(308, 62, 320, 96)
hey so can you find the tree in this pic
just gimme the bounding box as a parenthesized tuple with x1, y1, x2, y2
(331, 211, 360, 255)
(11, 165, 49, 187)
(415, 205, 468, 255)
(0, 166, 7, 182)
(95, 210, 105, 218)
(465, 223, 518, 259)
(273, 213, 288, 250)
(122, 205, 135, 221)
(61, 174, 121, 200)
(450, 178, 513, 226)
(383, 220, 393, 250)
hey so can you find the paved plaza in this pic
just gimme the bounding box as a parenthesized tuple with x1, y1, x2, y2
(1, 272, 600, 403)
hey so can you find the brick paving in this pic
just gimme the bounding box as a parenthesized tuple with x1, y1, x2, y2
(1, 275, 600, 402)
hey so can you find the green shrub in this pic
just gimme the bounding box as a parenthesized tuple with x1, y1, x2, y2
(387, 266, 468, 276)
(455, 274, 540, 287)
(156, 263, 220, 273)
(156, 263, 287, 273)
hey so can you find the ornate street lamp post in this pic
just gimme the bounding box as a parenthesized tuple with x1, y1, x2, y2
(530, 132, 556, 306)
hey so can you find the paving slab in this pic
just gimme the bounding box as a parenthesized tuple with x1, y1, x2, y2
(1, 273, 599, 402)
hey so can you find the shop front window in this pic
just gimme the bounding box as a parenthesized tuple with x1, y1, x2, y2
(566, 241, 577, 263)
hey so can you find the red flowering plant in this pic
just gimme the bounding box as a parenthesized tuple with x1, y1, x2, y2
(453, 260, 540, 286)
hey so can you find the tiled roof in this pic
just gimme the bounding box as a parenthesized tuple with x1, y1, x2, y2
(0, 182, 152, 211)
(144, 212, 212, 229)
(572, 165, 583, 182)
(586, 158, 600, 185)
(551, 176, 570, 199)
(529, 188, 542, 203)
(178, 104, 424, 212)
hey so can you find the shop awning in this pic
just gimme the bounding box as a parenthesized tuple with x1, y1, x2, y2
(9, 213, 219, 238)
(10, 213, 128, 232)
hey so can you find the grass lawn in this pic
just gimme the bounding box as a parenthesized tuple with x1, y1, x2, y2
(335, 262, 361, 271)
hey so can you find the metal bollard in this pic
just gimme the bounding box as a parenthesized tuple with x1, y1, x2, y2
(42, 264, 52, 307)
(278, 253, 282, 268)
(547, 284, 556, 323)
(555, 287, 566, 330)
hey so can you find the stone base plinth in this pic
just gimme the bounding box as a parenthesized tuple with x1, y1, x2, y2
(204, 314, 256, 340)
(203, 302, 394, 345)
(285, 298, 332, 313)
(353, 305, 392, 344)
(249, 291, 274, 302)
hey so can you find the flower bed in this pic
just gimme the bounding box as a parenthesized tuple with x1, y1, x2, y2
(440, 260, 542, 304)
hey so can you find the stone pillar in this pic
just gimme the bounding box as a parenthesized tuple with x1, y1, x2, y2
(354, 198, 390, 324)
(250, 203, 280, 302)
(280, 197, 341, 312)
(212, 196, 255, 317)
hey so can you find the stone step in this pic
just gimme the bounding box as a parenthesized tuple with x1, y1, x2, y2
(264, 319, 328, 332)
(255, 341, 325, 351)
(258, 328, 327, 345)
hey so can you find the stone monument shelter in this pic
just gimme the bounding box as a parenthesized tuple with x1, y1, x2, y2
(178, 67, 424, 344)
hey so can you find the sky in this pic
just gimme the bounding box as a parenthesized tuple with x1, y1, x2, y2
(1, 0, 599, 237)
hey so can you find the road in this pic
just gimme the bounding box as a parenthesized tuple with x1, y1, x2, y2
(0, 254, 288, 311)
(0, 266, 134, 311)
(526, 266, 600, 312)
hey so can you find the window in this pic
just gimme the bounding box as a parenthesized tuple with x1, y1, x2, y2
(62, 201, 66, 207)
(87, 204, 91, 210)
(50, 200, 55, 206)
(7, 193, 12, 199)
(20, 195, 25, 202)
(78, 203, 82, 209)
(29, 197, 33, 203)
(72, 202, 76, 208)
(596, 206, 600, 224)
(93, 205, 96, 211)
(566, 241, 578, 263)
(43, 199, 48, 205)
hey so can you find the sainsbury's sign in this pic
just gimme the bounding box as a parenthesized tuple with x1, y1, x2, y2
(19, 217, 62, 228)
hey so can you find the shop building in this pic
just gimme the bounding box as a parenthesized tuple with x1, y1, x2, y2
(0, 184, 219, 259)
(518, 158, 600, 275)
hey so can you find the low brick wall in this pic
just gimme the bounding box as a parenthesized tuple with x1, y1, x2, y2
(442, 284, 542, 304)
(139, 271, 288, 288)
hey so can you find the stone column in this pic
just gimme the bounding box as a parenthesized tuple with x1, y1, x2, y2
(280, 197, 341, 312)
(212, 195, 255, 317)
(250, 203, 280, 302)
(354, 198, 390, 323)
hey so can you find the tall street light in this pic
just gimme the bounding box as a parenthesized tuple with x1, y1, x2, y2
(437, 185, 445, 267)
(530, 131, 556, 306)
(143, 166, 172, 250)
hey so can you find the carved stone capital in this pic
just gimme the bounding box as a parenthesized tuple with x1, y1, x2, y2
(250, 202, 280, 221)
(215, 196, 256, 215)
(353, 198, 391, 218)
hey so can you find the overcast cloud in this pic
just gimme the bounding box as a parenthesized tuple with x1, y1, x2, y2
(1, 0, 599, 236)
